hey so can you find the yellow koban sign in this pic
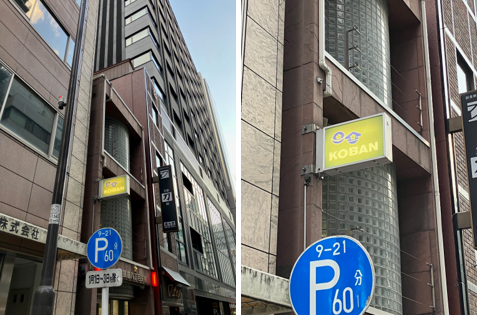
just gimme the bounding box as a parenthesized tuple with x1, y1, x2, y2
(100, 175, 130, 199)
(317, 113, 392, 175)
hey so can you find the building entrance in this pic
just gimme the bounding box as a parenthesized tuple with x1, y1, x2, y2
(96, 299, 130, 315)
(0, 251, 43, 315)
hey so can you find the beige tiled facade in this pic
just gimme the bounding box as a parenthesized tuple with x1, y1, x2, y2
(0, 0, 99, 312)
(241, 0, 285, 275)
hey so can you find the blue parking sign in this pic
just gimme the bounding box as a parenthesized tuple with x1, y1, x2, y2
(289, 236, 375, 315)
(87, 228, 123, 269)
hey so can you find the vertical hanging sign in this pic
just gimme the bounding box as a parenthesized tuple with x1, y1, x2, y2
(158, 165, 179, 232)
(461, 91, 477, 248)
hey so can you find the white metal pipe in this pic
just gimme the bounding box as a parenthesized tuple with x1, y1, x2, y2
(102, 287, 109, 315)
(421, 1, 450, 314)
(318, 0, 332, 97)
(304, 183, 307, 251)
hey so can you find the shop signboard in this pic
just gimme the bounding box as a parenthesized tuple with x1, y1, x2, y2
(158, 165, 179, 232)
(99, 175, 130, 199)
(460, 91, 477, 248)
(316, 113, 392, 176)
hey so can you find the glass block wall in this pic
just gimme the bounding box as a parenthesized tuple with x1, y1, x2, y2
(104, 117, 130, 171)
(101, 196, 133, 260)
(322, 164, 402, 314)
(102, 116, 134, 298)
(325, 0, 392, 108)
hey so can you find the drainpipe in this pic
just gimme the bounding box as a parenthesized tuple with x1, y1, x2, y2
(318, 0, 332, 97)
(434, 0, 470, 312)
(422, 1, 450, 314)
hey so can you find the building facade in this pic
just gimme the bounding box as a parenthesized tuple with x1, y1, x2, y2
(241, 1, 459, 315)
(91, 0, 237, 314)
(0, 0, 235, 313)
(426, 0, 477, 314)
(0, 0, 100, 313)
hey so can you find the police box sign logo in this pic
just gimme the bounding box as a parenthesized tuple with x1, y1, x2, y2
(316, 113, 392, 176)
(461, 91, 477, 249)
(158, 165, 179, 233)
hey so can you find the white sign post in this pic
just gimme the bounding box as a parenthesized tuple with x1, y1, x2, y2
(86, 229, 123, 314)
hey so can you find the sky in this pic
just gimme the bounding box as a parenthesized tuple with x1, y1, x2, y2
(170, 0, 236, 180)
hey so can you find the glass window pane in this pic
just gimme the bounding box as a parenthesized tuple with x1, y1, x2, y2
(152, 79, 164, 100)
(67, 39, 75, 66)
(132, 52, 151, 68)
(30, 1, 68, 60)
(457, 63, 468, 94)
(126, 8, 146, 25)
(0, 66, 13, 109)
(133, 29, 148, 42)
(0, 77, 55, 154)
(76, 0, 81, 5)
(14, 0, 35, 16)
(52, 116, 63, 158)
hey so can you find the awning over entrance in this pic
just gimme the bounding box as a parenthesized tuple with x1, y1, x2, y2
(163, 266, 191, 286)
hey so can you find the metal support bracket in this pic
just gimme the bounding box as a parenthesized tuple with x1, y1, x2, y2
(448, 116, 463, 133)
(92, 195, 101, 203)
(454, 211, 471, 229)
(302, 124, 319, 135)
(301, 164, 315, 175)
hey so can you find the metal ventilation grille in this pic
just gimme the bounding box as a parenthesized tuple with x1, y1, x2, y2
(101, 196, 133, 260)
(325, 0, 392, 108)
(322, 164, 402, 314)
(104, 117, 130, 171)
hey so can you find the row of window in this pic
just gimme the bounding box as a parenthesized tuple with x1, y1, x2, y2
(123, 2, 228, 200)
(125, 6, 156, 28)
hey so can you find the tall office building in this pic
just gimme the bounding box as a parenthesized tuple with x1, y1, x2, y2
(90, 0, 237, 314)
(0, 0, 100, 314)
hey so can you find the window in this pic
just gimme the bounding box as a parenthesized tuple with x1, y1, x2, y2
(457, 54, 474, 94)
(131, 51, 162, 75)
(125, 7, 155, 27)
(13, 0, 75, 66)
(152, 78, 165, 101)
(126, 29, 148, 46)
(151, 104, 159, 127)
(181, 163, 218, 278)
(0, 64, 63, 158)
(125, 0, 136, 6)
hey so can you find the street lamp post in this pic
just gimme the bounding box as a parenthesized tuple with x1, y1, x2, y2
(31, 0, 89, 313)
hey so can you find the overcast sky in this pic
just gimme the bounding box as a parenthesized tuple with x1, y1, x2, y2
(170, 0, 236, 180)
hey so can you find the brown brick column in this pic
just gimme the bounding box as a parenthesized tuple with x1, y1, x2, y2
(276, 0, 325, 279)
